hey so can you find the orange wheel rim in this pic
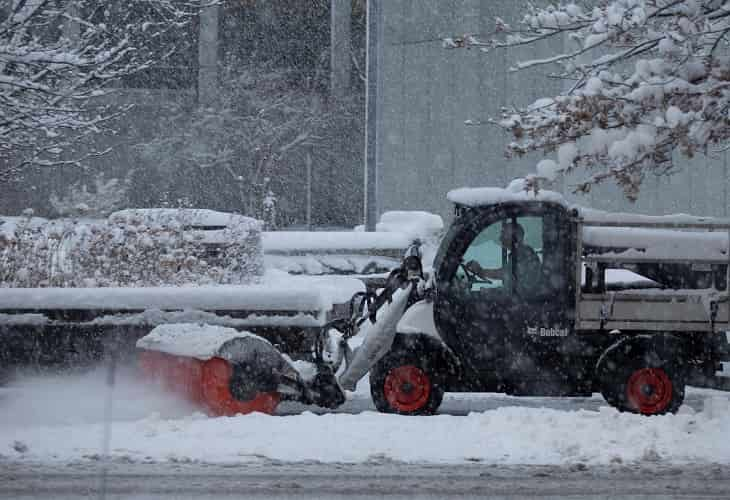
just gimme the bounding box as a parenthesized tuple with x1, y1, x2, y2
(383, 365, 431, 413)
(626, 368, 673, 415)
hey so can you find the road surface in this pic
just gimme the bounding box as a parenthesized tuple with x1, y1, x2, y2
(2, 461, 730, 499)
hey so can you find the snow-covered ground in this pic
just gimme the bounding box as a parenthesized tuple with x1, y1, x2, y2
(2, 366, 729, 467)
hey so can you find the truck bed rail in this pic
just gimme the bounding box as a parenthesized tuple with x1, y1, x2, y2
(575, 215, 730, 333)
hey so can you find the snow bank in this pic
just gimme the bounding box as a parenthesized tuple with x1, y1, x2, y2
(354, 211, 444, 241)
(3, 396, 730, 466)
(3, 367, 730, 467)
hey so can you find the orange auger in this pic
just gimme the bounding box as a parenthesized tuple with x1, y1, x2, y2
(138, 350, 280, 416)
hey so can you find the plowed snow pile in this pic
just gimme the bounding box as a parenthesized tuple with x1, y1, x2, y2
(1, 369, 729, 466)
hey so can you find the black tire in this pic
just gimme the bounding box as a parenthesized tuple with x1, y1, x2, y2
(369, 348, 445, 415)
(598, 351, 685, 415)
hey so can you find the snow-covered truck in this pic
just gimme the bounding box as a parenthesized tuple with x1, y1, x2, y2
(0, 209, 413, 375)
(140, 186, 730, 417)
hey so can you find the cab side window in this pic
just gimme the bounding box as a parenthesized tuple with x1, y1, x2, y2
(454, 215, 546, 298)
(511, 216, 544, 299)
(456, 222, 505, 291)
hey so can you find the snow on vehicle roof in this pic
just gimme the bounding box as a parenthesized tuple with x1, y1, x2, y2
(136, 323, 265, 360)
(447, 186, 568, 208)
(447, 183, 730, 229)
(0, 274, 364, 313)
(448, 184, 730, 262)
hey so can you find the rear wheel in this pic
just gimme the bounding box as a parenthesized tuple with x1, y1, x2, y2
(370, 349, 445, 415)
(599, 355, 685, 415)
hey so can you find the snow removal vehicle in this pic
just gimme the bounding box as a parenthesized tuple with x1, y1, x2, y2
(137, 187, 730, 416)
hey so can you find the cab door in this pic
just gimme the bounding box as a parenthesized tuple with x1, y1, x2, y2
(434, 202, 575, 393)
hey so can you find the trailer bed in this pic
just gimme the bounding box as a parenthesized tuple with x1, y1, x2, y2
(0, 275, 365, 369)
(578, 290, 729, 333)
(576, 214, 730, 334)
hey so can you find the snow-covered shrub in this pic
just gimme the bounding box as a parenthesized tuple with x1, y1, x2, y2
(0, 210, 263, 288)
(0, 212, 60, 287)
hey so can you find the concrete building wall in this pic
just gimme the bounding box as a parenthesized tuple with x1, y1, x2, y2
(376, 0, 730, 219)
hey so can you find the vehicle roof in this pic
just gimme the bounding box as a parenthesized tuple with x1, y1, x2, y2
(447, 186, 567, 208)
(448, 185, 730, 229)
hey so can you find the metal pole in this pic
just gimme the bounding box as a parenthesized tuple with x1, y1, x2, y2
(364, 0, 380, 231)
(722, 151, 728, 217)
(330, 0, 351, 99)
(306, 151, 312, 230)
(197, 1, 219, 107)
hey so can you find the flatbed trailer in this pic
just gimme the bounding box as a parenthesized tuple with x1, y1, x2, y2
(0, 276, 364, 373)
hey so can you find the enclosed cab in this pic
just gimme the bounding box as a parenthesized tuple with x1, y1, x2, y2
(369, 188, 730, 416)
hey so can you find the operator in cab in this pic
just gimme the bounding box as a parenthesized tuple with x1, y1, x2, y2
(465, 221, 541, 297)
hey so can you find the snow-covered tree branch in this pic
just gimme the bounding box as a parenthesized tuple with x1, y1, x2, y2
(0, 0, 200, 179)
(464, 0, 730, 199)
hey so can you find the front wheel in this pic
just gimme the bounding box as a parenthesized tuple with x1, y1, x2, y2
(370, 349, 445, 415)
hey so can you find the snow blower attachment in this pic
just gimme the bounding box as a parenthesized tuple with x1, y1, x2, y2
(137, 325, 287, 416)
(136, 245, 424, 416)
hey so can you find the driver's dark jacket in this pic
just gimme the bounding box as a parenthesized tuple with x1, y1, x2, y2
(504, 244, 542, 298)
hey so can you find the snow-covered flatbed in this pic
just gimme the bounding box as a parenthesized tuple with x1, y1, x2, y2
(0, 274, 364, 324)
(262, 231, 412, 255)
(0, 275, 363, 312)
(0, 274, 365, 367)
